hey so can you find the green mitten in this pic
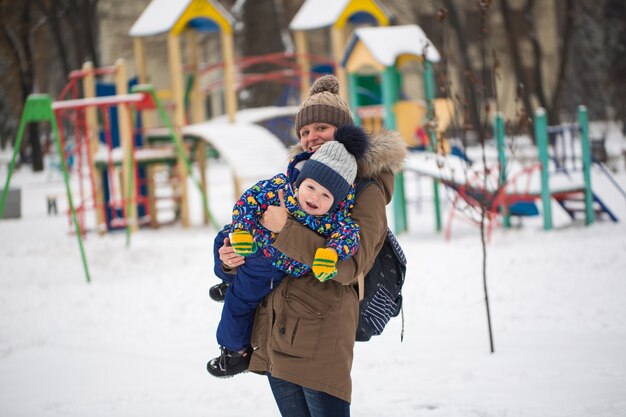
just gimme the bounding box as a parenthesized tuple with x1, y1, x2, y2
(312, 247, 338, 282)
(230, 230, 257, 256)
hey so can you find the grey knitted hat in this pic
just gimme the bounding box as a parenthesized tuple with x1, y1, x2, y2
(296, 125, 369, 209)
(295, 75, 353, 138)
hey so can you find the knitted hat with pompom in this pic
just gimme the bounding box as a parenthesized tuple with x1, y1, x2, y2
(295, 75, 353, 138)
(296, 125, 369, 209)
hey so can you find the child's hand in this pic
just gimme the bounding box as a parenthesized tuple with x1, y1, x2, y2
(312, 247, 338, 282)
(230, 230, 257, 256)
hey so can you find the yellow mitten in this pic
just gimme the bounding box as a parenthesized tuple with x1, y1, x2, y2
(312, 248, 338, 282)
(230, 230, 257, 256)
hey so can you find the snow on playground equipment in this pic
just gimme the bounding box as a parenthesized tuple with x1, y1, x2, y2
(405, 106, 619, 242)
(60, 60, 214, 232)
(289, 0, 392, 100)
(183, 108, 292, 200)
(341, 24, 449, 234)
(0, 77, 207, 282)
(130, 0, 237, 124)
(531, 106, 618, 229)
(132, 0, 383, 126)
(3, 60, 214, 235)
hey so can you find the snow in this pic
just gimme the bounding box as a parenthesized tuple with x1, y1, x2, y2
(346, 25, 441, 66)
(1, 138, 626, 416)
(129, 0, 191, 37)
(289, 0, 352, 31)
(405, 151, 587, 195)
(183, 107, 296, 191)
(289, 0, 392, 31)
(129, 0, 234, 38)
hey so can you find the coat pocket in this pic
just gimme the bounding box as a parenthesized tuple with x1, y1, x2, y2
(250, 298, 268, 349)
(271, 293, 332, 359)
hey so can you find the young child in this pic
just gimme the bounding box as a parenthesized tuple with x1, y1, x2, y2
(207, 125, 368, 378)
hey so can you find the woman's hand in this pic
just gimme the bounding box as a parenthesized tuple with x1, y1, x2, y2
(260, 189, 288, 233)
(219, 237, 245, 269)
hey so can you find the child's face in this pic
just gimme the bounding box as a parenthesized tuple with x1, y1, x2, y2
(299, 122, 337, 152)
(297, 178, 334, 216)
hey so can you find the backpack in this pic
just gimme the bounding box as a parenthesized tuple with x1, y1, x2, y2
(353, 178, 408, 342)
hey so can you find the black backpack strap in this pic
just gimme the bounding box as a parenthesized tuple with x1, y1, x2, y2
(353, 177, 376, 300)
(354, 177, 385, 301)
(354, 177, 376, 199)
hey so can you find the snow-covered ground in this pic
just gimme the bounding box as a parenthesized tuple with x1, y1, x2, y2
(1, 142, 626, 416)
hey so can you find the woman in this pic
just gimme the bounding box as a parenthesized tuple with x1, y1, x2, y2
(218, 75, 407, 416)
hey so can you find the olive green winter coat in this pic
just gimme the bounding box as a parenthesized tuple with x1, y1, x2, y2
(248, 129, 407, 403)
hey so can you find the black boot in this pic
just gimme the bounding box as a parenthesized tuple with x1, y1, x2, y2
(209, 282, 229, 302)
(207, 347, 252, 378)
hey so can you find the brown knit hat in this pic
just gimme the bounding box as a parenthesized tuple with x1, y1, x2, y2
(295, 75, 354, 138)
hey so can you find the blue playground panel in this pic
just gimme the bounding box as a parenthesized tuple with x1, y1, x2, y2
(96, 78, 148, 229)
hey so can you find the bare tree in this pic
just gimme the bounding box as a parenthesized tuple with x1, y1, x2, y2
(236, 0, 289, 108)
(0, 0, 100, 167)
(441, 0, 483, 140)
(500, 0, 575, 125)
(0, 0, 43, 170)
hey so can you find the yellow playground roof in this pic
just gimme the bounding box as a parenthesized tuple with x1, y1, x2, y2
(289, 0, 391, 31)
(129, 0, 235, 37)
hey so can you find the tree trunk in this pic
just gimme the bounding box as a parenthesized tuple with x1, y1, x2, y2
(34, 0, 71, 77)
(239, 0, 288, 108)
(499, 0, 534, 120)
(549, 0, 575, 123)
(525, 0, 549, 112)
(20, 2, 44, 171)
(83, 0, 100, 68)
(442, 0, 483, 141)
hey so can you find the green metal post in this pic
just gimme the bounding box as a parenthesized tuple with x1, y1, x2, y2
(0, 95, 91, 283)
(348, 73, 361, 126)
(382, 67, 398, 129)
(382, 66, 407, 234)
(494, 112, 510, 228)
(577, 105, 594, 225)
(424, 59, 442, 232)
(534, 108, 553, 231)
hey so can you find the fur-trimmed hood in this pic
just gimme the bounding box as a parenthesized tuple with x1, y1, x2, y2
(289, 129, 407, 179)
(289, 129, 407, 203)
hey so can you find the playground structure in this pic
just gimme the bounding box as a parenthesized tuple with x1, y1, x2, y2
(1, 63, 216, 236)
(341, 24, 453, 234)
(58, 60, 213, 232)
(404, 106, 621, 241)
(2, 1, 404, 239)
(2, 4, 456, 241)
(0, 70, 220, 283)
(289, 0, 392, 100)
(6, 0, 620, 289)
(128, 0, 393, 128)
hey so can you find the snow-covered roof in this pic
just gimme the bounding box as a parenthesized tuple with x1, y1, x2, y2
(129, 0, 234, 37)
(343, 25, 441, 67)
(289, 0, 390, 31)
(183, 108, 296, 190)
(290, 0, 349, 31)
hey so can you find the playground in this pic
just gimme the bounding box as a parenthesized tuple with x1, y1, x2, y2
(3, 0, 623, 253)
(1, 0, 626, 415)
(1, 141, 626, 417)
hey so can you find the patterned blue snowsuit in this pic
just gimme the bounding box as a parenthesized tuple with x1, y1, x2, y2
(216, 151, 360, 351)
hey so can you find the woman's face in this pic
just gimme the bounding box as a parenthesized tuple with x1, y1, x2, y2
(296, 178, 334, 216)
(299, 122, 337, 152)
